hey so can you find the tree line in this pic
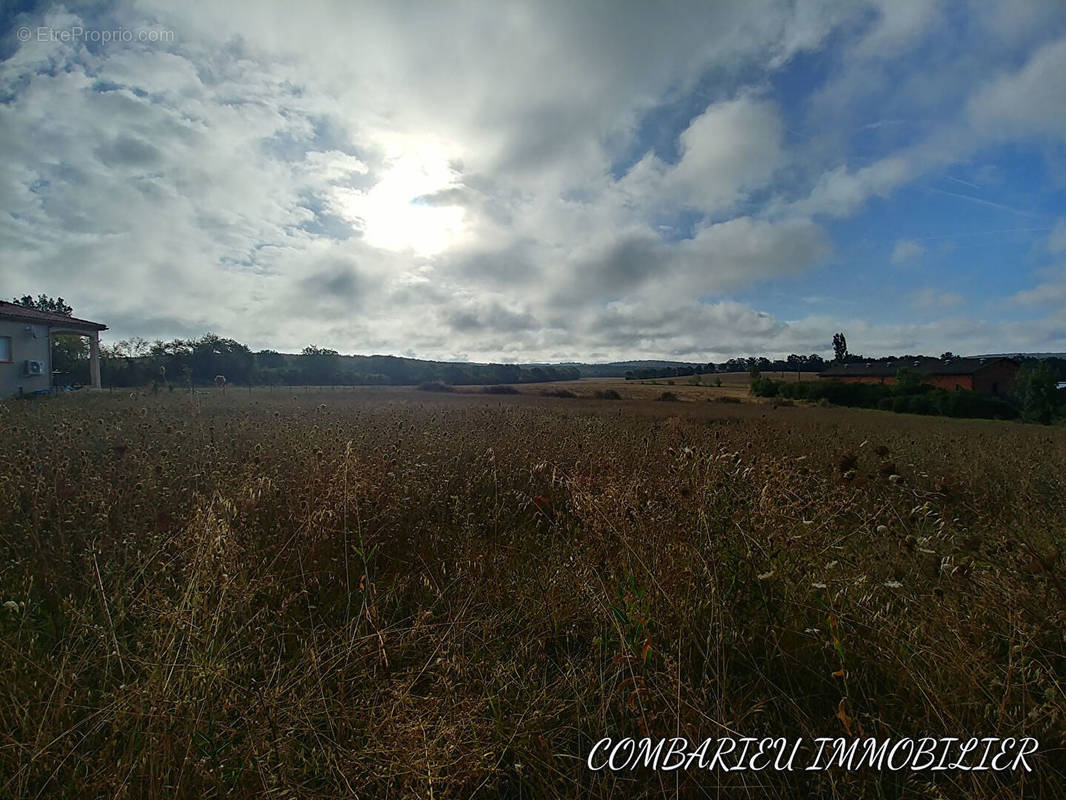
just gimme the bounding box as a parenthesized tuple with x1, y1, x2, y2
(625, 354, 830, 380)
(94, 335, 580, 388)
(750, 362, 1066, 425)
(14, 297, 1066, 395)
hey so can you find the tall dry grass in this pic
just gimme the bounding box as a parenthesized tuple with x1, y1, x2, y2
(0, 389, 1063, 797)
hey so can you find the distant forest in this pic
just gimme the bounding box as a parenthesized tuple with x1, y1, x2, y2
(80, 335, 582, 388)
(46, 333, 1066, 389)
(623, 353, 1066, 381)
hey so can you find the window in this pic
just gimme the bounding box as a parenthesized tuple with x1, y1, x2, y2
(0, 336, 11, 363)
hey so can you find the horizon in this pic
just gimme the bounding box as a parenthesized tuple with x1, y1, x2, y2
(3, 2, 1066, 362)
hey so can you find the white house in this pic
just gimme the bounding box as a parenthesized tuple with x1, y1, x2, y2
(0, 301, 107, 397)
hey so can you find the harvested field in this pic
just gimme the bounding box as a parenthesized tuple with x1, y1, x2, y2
(1, 388, 1064, 797)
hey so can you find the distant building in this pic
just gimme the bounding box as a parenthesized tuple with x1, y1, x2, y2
(0, 301, 107, 397)
(819, 356, 1018, 397)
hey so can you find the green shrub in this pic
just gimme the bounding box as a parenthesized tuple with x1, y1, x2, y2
(1014, 361, 1060, 424)
(750, 377, 779, 397)
(749, 379, 1021, 421)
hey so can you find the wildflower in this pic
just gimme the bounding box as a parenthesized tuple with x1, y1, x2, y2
(2, 601, 18, 613)
(876, 524, 889, 534)
(757, 570, 774, 581)
(884, 580, 903, 588)
(812, 582, 827, 589)
(888, 474, 902, 483)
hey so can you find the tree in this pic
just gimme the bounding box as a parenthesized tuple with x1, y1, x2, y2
(12, 294, 73, 315)
(832, 332, 848, 364)
(112, 337, 150, 359)
(255, 349, 285, 369)
(894, 368, 922, 395)
(190, 334, 253, 384)
(300, 345, 340, 385)
(1014, 360, 1058, 424)
(940, 352, 956, 360)
(52, 334, 89, 381)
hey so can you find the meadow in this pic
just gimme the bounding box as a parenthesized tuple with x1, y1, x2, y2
(1, 383, 1064, 798)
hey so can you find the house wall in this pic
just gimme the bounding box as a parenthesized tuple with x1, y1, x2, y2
(831, 375, 897, 385)
(972, 362, 1018, 397)
(826, 374, 977, 390)
(925, 375, 975, 392)
(0, 319, 52, 397)
(825, 368, 1020, 395)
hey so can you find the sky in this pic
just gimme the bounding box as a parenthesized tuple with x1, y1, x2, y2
(2, 1, 1066, 363)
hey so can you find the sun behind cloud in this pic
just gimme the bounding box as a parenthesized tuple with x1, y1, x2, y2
(335, 137, 468, 257)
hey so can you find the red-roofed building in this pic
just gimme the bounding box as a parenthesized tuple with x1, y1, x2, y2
(0, 302, 108, 397)
(819, 356, 1018, 396)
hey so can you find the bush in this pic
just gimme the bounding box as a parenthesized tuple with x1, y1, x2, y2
(543, 389, 577, 398)
(908, 394, 929, 413)
(715, 395, 741, 403)
(778, 382, 809, 400)
(738, 377, 1023, 421)
(481, 385, 519, 394)
(933, 389, 1017, 420)
(750, 377, 779, 398)
(657, 391, 679, 402)
(593, 389, 622, 400)
(417, 381, 455, 393)
(1014, 361, 1059, 424)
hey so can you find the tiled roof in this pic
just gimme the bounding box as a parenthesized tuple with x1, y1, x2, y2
(819, 357, 1015, 378)
(0, 301, 107, 331)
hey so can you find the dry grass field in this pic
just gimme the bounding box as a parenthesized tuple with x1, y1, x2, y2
(1, 385, 1064, 798)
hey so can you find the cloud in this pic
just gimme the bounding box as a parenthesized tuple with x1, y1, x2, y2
(1048, 219, 1066, 254)
(621, 96, 785, 214)
(969, 36, 1066, 140)
(1008, 267, 1066, 308)
(1, 1, 1064, 362)
(793, 157, 913, 218)
(891, 238, 926, 264)
(849, 0, 942, 61)
(908, 288, 963, 310)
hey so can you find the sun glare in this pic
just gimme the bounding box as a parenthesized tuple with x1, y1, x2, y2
(337, 140, 467, 257)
